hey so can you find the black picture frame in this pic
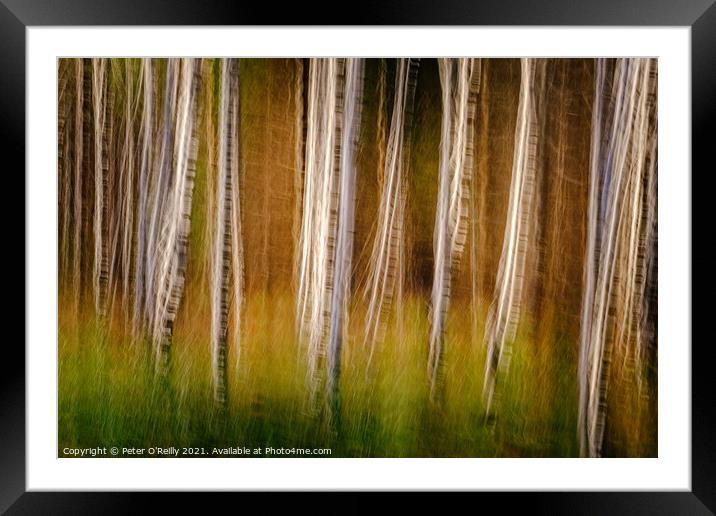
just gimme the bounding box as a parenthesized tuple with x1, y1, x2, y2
(4, 1, 711, 512)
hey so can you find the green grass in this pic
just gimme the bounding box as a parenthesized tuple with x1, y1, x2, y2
(59, 293, 589, 458)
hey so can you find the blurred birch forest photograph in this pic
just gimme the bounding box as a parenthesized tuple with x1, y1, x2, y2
(57, 57, 658, 458)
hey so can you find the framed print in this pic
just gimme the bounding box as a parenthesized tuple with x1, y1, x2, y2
(6, 0, 712, 512)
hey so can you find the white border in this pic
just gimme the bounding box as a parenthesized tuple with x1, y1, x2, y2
(27, 27, 691, 490)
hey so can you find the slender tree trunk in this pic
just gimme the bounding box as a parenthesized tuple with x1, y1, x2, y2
(428, 58, 480, 397)
(483, 58, 546, 416)
(363, 58, 420, 368)
(578, 58, 657, 457)
(211, 58, 243, 409)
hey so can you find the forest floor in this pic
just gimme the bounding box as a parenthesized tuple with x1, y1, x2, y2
(58, 293, 653, 458)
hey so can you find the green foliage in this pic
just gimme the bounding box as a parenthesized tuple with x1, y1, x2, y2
(59, 295, 584, 458)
